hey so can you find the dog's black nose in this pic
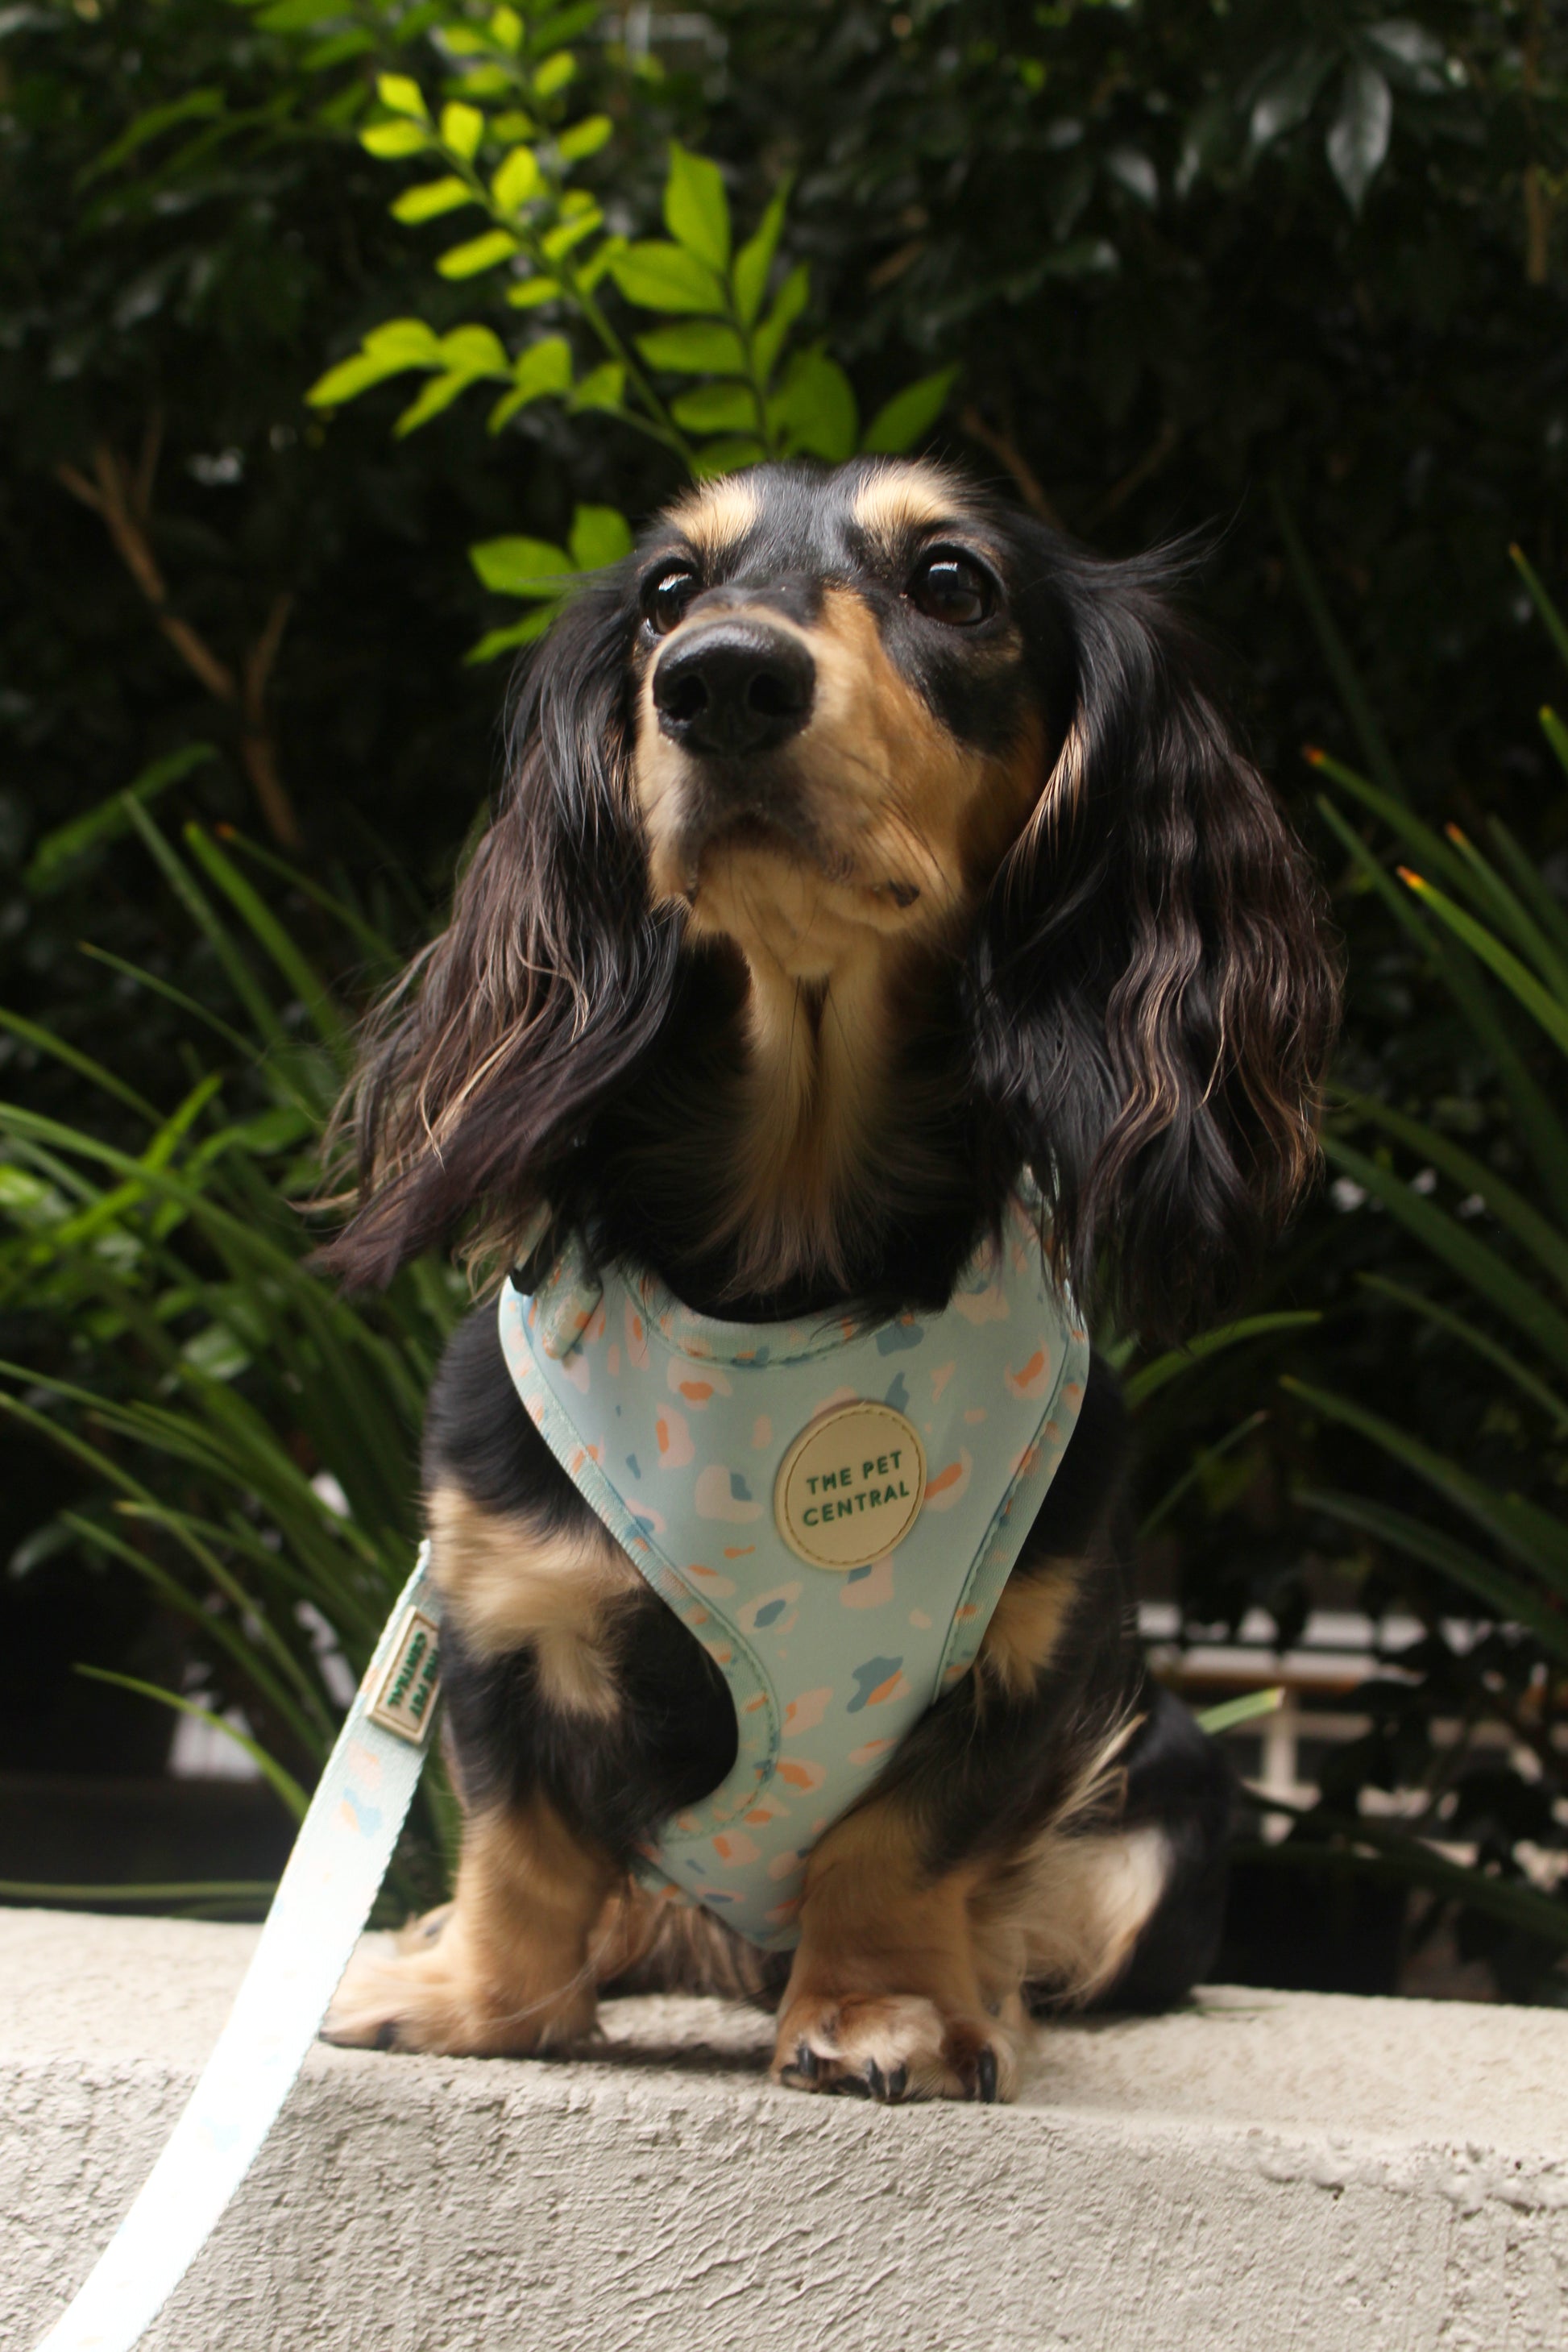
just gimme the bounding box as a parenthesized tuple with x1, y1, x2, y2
(653, 621, 815, 756)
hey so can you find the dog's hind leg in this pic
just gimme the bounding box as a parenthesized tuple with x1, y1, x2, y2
(1013, 1687, 1232, 2016)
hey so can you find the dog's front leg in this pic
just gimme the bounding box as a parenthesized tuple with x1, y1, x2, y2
(323, 1794, 616, 2055)
(771, 1797, 1027, 2103)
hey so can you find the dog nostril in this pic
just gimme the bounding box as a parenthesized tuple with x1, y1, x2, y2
(662, 672, 710, 724)
(747, 670, 803, 720)
(653, 622, 815, 753)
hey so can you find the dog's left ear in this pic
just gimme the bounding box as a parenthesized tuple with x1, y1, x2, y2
(967, 537, 1341, 1342)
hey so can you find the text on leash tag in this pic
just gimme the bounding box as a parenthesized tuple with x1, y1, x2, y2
(774, 1400, 927, 1570)
(367, 1607, 442, 1744)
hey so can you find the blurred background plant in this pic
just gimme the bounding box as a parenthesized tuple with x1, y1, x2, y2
(2, 0, 1566, 1992)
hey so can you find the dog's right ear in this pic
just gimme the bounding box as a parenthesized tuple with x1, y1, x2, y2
(321, 565, 681, 1288)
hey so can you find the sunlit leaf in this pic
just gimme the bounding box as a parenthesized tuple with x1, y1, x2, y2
(375, 73, 428, 121)
(771, 348, 857, 462)
(637, 322, 748, 374)
(670, 380, 759, 434)
(664, 139, 731, 272)
(469, 535, 573, 596)
(861, 367, 959, 454)
(558, 114, 612, 163)
(359, 119, 428, 159)
(608, 240, 726, 314)
(390, 176, 475, 223)
(567, 505, 634, 570)
(733, 182, 790, 326)
(540, 205, 604, 263)
(464, 608, 559, 664)
(392, 371, 481, 435)
(751, 260, 810, 384)
(491, 143, 539, 209)
(567, 361, 626, 413)
(436, 230, 521, 280)
(504, 275, 563, 309)
(439, 102, 485, 160)
(533, 49, 575, 98)
(691, 436, 766, 479)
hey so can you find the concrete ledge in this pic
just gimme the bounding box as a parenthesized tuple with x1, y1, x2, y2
(3, 1911, 1566, 2351)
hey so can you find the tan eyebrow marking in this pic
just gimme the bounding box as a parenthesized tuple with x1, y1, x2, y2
(664, 475, 761, 564)
(850, 461, 970, 555)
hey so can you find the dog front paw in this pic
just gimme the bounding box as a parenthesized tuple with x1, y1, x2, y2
(321, 1914, 598, 2057)
(770, 1989, 1025, 2103)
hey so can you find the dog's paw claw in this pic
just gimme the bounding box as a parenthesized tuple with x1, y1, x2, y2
(772, 1992, 1023, 2103)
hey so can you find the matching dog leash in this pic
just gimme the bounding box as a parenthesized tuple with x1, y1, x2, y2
(33, 1546, 442, 2352)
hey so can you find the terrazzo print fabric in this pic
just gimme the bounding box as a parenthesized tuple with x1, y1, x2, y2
(496, 1195, 1089, 1951)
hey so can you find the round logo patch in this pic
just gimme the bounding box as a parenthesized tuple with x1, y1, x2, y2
(774, 1400, 927, 1571)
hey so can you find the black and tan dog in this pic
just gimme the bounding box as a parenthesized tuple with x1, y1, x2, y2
(321, 458, 1338, 2101)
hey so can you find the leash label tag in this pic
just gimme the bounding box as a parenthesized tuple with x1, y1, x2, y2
(774, 1400, 927, 1570)
(367, 1607, 442, 1744)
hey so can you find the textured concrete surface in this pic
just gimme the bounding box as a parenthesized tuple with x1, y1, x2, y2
(3, 1910, 1567, 2351)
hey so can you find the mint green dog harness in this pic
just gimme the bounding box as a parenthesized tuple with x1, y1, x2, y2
(498, 1192, 1090, 1951)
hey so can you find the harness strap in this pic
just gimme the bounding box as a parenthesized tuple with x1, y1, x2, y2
(32, 1547, 442, 2352)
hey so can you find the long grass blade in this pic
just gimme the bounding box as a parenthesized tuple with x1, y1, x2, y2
(184, 823, 350, 1055)
(61, 1512, 331, 1751)
(1124, 1313, 1321, 1408)
(1485, 816, 1568, 969)
(1400, 872, 1568, 1058)
(1439, 825, 1568, 998)
(1336, 1092, 1568, 1295)
(1137, 1410, 1268, 1540)
(1315, 800, 1568, 1221)
(1357, 1274, 1568, 1434)
(1321, 1138, 1568, 1379)
(1540, 706, 1568, 784)
(1284, 1375, 1568, 1591)
(212, 826, 404, 979)
(76, 942, 259, 1062)
(1510, 542, 1568, 670)
(0, 1010, 160, 1124)
(1298, 1483, 1568, 1661)
(1308, 751, 1466, 886)
(1271, 488, 1403, 797)
(1196, 1686, 1285, 1736)
(123, 800, 286, 1049)
(73, 1666, 309, 1820)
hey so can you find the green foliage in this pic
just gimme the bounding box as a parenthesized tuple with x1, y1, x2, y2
(0, 802, 465, 1913)
(276, 0, 958, 651)
(1254, 582, 1568, 1985)
(709, 0, 1568, 837)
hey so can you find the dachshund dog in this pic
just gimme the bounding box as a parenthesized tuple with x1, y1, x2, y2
(321, 458, 1337, 2101)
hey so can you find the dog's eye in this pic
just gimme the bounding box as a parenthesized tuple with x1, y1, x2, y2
(906, 550, 995, 628)
(643, 565, 701, 635)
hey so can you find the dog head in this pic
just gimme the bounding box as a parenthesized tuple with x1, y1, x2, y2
(328, 458, 1338, 1337)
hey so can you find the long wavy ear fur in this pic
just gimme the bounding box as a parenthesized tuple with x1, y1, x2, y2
(968, 532, 1341, 1343)
(321, 566, 681, 1288)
